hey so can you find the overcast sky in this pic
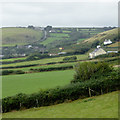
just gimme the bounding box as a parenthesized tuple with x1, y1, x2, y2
(0, 0, 119, 27)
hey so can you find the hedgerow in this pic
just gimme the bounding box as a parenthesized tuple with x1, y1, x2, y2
(2, 62, 120, 113)
(2, 69, 119, 113)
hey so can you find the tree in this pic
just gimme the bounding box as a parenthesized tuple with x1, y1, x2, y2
(28, 25, 35, 29)
(44, 25, 52, 31)
(71, 62, 113, 83)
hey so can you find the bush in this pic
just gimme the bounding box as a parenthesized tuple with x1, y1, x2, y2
(71, 62, 113, 83)
(30, 66, 73, 72)
(2, 70, 25, 75)
(2, 70, 14, 75)
(63, 56, 77, 62)
(14, 70, 25, 74)
(2, 70, 119, 113)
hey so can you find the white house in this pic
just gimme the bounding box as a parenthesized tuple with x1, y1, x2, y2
(27, 45, 32, 48)
(104, 39, 112, 45)
(89, 47, 106, 58)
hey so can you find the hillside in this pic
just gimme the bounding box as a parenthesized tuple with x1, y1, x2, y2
(83, 28, 118, 44)
(1, 27, 43, 46)
(3, 91, 118, 118)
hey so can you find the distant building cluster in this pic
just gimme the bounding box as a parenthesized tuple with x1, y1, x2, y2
(89, 39, 118, 58)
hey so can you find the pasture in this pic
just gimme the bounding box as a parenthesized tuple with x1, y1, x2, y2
(2, 70, 74, 98)
(2, 27, 43, 45)
(41, 37, 68, 45)
(2, 62, 76, 71)
(1, 54, 88, 68)
(83, 28, 118, 43)
(3, 91, 118, 118)
(0, 57, 27, 62)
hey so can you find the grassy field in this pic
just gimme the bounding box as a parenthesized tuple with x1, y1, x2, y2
(107, 42, 120, 47)
(2, 91, 119, 118)
(41, 37, 68, 45)
(1, 27, 43, 46)
(2, 70, 74, 98)
(50, 33, 69, 37)
(83, 28, 118, 43)
(2, 62, 77, 71)
(1, 54, 88, 68)
(0, 57, 27, 62)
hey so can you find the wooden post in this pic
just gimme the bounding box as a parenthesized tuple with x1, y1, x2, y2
(101, 88, 103, 95)
(36, 99, 38, 107)
(20, 103, 21, 108)
(89, 87, 91, 97)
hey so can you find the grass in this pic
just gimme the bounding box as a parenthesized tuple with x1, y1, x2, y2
(2, 70, 74, 98)
(83, 28, 118, 43)
(41, 37, 68, 45)
(1, 27, 43, 45)
(0, 57, 27, 62)
(50, 33, 69, 38)
(1, 54, 88, 68)
(2, 62, 77, 71)
(77, 38, 86, 42)
(2, 91, 119, 118)
(107, 42, 120, 48)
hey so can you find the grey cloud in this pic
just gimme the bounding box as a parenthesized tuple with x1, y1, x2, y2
(1, 2, 118, 27)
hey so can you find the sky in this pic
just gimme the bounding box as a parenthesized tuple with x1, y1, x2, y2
(0, 0, 119, 27)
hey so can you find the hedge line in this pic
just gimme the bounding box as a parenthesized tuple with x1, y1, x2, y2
(1, 64, 39, 69)
(1, 66, 73, 75)
(1, 61, 74, 69)
(30, 66, 73, 72)
(2, 71, 119, 113)
(1, 70, 25, 75)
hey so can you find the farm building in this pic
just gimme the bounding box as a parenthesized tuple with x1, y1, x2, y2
(58, 52, 67, 55)
(104, 39, 112, 45)
(89, 47, 106, 58)
(49, 53, 58, 56)
(49, 29, 56, 33)
(107, 51, 118, 54)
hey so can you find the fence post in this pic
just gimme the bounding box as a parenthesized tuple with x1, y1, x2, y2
(89, 87, 91, 97)
(101, 88, 103, 95)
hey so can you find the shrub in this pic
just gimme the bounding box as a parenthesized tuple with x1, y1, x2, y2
(2, 70, 119, 113)
(71, 62, 113, 83)
(2, 70, 14, 75)
(63, 56, 77, 62)
(14, 70, 25, 74)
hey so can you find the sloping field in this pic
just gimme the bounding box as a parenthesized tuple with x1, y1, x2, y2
(41, 37, 68, 45)
(83, 28, 118, 43)
(1, 54, 88, 68)
(2, 70, 74, 98)
(3, 91, 119, 118)
(2, 62, 76, 71)
(107, 42, 120, 47)
(1, 27, 43, 46)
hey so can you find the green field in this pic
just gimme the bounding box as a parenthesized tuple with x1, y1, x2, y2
(3, 62, 76, 71)
(2, 70, 74, 98)
(107, 42, 120, 47)
(1, 27, 43, 46)
(1, 54, 88, 68)
(50, 33, 69, 38)
(3, 91, 119, 118)
(0, 57, 27, 62)
(83, 28, 118, 44)
(41, 37, 68, 45)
